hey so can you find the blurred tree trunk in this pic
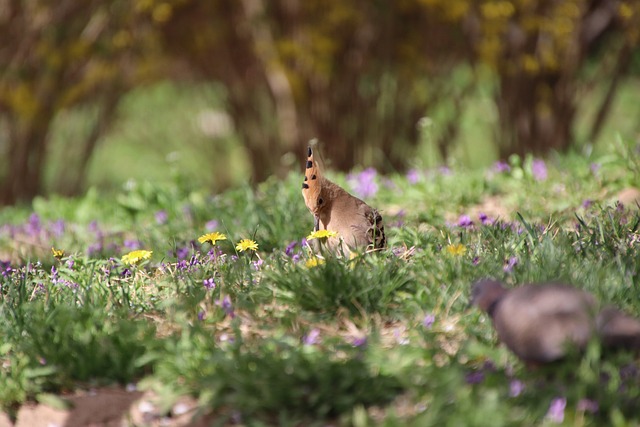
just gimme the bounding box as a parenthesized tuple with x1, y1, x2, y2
(159, 0, 297, 183)
(1, 113, 54, 204)
(462, 0, 633, 158)
(495, 73, 576, 158)
(159, 0, 461, 178)
(56, 88, 122, 196)
(0, 0, 159, 205)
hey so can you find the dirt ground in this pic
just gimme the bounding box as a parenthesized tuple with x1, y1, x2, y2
(0, 388, 213, 427)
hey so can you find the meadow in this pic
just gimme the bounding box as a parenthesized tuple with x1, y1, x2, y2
(1, 135, 640, 425)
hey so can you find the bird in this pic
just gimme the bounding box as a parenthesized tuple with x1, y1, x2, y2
(470, 279, 640, 364)
(301, 146, 385, 253)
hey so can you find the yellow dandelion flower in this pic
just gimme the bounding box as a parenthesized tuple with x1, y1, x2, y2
(51, 247, 64, 259)
(121, 249, 153, 265)
(306, 229, 339, 240)
(305, 257, 325, 268)
(446, 244, 467, 256)
(235, 239, 258, 252)
(198, 232, 227, 245)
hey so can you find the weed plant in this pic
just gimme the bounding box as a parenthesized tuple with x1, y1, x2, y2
(1, 149, 640, 425)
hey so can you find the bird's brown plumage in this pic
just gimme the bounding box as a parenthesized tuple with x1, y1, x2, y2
(301, 146, 385, 252)
(470, 279, 640, 364)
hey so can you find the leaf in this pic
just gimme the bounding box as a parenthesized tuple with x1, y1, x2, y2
(36, 393, 71, 411)
(24, 366, 58, 379)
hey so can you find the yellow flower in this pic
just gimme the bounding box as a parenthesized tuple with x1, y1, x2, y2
(306, 230, 339, 240)
(235, 239, 258, 252)
(446, 244, 467, 256)
(305, 257, 325, 268)
(198, 232, 227, 245)
(51, 247, 64, 259)
(121, 250, 153, 265)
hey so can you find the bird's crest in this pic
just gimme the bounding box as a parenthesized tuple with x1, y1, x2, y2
(302, 146, 324, 214)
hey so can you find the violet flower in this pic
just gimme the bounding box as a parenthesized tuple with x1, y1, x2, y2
(348, 168, 379, 198)
(422, 314, 435, 329)
(503, 256, 518, 273)
(303, 329, 321, 345)
(546, 397, 566, 423)
(532, 159, 547, 181)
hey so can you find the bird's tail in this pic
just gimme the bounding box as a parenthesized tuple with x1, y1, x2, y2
(596, 306, 640, 349)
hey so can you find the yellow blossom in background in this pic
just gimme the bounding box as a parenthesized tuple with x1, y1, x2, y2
(121, 250, 153, 265)
(198, 232, 227, 245)
(446, 244, 467, 256)
(51, 247, 64, 259)
(305, 257, 325, 268)
(235, 239, 258, 252)
(306, 230, 339, 240)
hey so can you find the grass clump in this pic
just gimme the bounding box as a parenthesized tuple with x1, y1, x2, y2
(1, 147, 640, 424)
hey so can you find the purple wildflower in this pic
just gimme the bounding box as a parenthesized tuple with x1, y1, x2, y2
(394, 328, 409, 345)
(26, 213, 42, 236)
(124, 239, 141, 250)
(61, 280, 79, 289)
(392, 210, 406, 228)
(291, 254, 301, 263)
(39, 357, 47, 365)
(582, 199, 593, 209)
(504, 256, 518, 273)
(34, 283, 46, 294)
(492, 161, 511, 173)
(472, 256, 480, 265)
(458, 215, 473, 228)
(478, 212, 493, 225)
(465, 371, 485, 384)
(1, 261, 13, 277)
(509, 379, 525, 397)
(205, 219, 219, 231)
(285, 241, 298, 257)
(383, 178, 396, 189)
(348, 168, 379, 198)
(217, 295, 235, 318)
(197, 310, 206, 321)
(422, 314, 435, 329)
(88, 221, 100, 233)
(155, 210, 168, 225)
(203, 278, 216, 290)
(546, 397, 566, 423)
(532, 159, 547, 181)
(87, 243, 103, 256)
(252, 259, 264, 270)
(577, 398, 598, 414)
(66, 258, 75, 269)
(620, 363, 639, 380)
(175, 246, 189, 261)
(50, 266, 59, 284)
(438, 166, 452, 176)
(303, 329, 321, 345)
(351, 336, 367, 347)
(406, 168, 421, 184)
(50, 219, 65, 237)
(590, 162, 601, 175)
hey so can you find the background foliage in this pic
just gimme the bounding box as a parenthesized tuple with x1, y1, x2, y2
(1, 0, 639, 204)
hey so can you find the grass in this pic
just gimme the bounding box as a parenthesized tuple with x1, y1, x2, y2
(1, 142, 640, 425)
